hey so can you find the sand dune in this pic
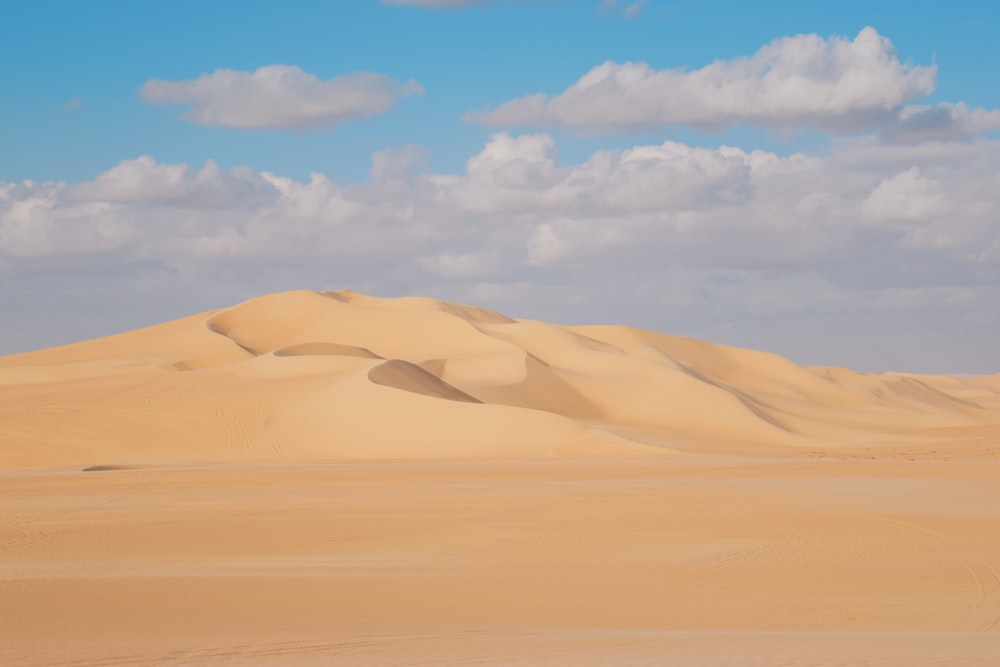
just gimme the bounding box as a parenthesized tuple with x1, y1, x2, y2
(2, 289, 999, 665)
(1, 288, 996, 469)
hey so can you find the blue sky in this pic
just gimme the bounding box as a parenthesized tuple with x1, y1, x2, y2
(5, 0, 998, 183)
(2, 0, 1000, 372)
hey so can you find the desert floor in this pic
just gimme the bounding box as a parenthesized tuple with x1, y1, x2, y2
(3, 457, 1000, 665)
(2, 290, 999, 664)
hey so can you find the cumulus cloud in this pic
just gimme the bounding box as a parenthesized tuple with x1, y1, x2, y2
(66, 157, 274, 207)
(470, 27, 936, 133)
(141, 65, 423, 129)
(883, 103, 1000, 143)
(3, 134, 1000, 371)
(5, 134, 998, 272)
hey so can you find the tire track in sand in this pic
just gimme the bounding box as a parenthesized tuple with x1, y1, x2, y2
(706, 524, 823, 572)
(860, 512, 1000, 632)
(0, 509, 51, 554)
(0, 469, 157, 556)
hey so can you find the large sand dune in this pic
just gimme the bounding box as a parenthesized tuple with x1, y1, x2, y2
(1, 290, 999, 665)
(2, 288, 997, 469)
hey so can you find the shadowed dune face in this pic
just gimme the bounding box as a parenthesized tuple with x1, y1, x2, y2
(273, 342, 381, 359)
(367, 360, 481, 403)
(0, 288, 998, 469)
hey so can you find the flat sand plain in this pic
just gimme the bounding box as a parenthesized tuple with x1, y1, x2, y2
(1, 290, 999, 665)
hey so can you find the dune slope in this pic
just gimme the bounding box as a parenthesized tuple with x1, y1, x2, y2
(1, 288, 998, 469)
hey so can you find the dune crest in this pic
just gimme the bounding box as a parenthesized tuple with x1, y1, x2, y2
(0, 289, 998, 469)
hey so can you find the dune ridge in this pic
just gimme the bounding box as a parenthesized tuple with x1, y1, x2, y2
(0, 288, 998, 470)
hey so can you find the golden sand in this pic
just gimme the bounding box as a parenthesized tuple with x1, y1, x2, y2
(2, 290, 998, 664)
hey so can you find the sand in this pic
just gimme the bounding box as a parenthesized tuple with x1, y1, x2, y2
(1, 289, 999, 665)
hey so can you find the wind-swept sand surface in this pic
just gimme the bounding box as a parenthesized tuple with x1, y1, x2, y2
(1, 290, 999, 665)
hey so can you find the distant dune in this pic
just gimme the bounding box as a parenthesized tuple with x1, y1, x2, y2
(1, 288, 998, 470)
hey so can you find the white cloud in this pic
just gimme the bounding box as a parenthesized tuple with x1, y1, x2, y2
(141, 65, 423, 129)
(3, 134, 1000, 371)
(862, 167, 945, 222)
(371, 145, 431, 182)
(470, 27, 936, 133)
(67, 157, 274, 207)
(883, 103, 1000, 143)
(598, 0, 646, 17)
(384, 0, 485, 5)
(5, 135, 998, 272)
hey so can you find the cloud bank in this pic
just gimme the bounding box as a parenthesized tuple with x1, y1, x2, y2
(3, 133, 999, 370)
(141, 65, 423, 129)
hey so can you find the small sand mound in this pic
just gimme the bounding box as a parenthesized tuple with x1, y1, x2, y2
(368, 360, 482, 403)
(274, 342, 381, 359)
